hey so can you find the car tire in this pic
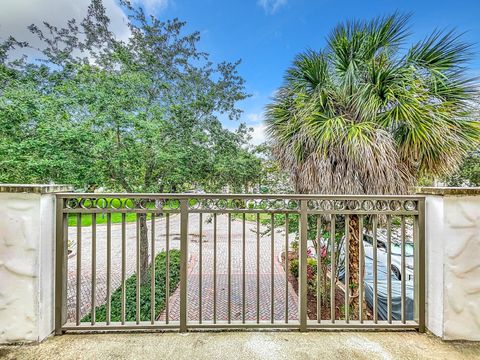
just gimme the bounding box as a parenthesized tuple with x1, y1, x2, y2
(391, 265, 401, 280)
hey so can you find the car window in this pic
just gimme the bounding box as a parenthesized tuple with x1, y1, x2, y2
(391, 243, 414, 256)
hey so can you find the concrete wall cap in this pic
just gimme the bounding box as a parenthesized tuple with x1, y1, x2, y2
(416, 186, 480, 196)
(0, 184, 73, 194)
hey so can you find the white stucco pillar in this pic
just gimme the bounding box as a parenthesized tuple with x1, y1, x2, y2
(0, 184, 72, 344)
(417, 187, 480, 341)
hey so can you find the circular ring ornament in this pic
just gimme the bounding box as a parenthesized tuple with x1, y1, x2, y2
(138, 198, 149, 210)
(361, 200, 374, 211)
(80, 198, 93, 209)
(189, 198, 201, 210)
(216, 199, 228, 210)
(258, 199, 268, 210)
(334, 200, 346, 211)
(287, 199, 299, 210)
(110, 198, 123, 209)
(272, 199, 285, 210)
(124, 198, 136, 210)
(346, 200, 360, 211)
(389, 200, 402, 211)
(404, 200, 416, 211)
(375, 200, 388, 211)
(232, 199, 244, 209)
(246, 199, 257, 209)
(66, 198, 80, 209)
(168, 199, 180, 210)
(307, 200, 318, 210)
(96, 198, 109, 209)
(201, 199, 212, 209)
(320, 200, 333, 211)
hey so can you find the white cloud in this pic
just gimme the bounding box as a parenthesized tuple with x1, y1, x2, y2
(132, 0, 170, 13)
(247, 113, 263, 122)
(249, 123, 267, 145)
(257, 0, 287, 14)
(244, 112, 267, 145)
(0, 0, 130, 54)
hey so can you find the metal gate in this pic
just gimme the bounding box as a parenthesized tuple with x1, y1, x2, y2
(55, 194, 425, 333)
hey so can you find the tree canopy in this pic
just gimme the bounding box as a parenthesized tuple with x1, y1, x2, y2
(266, 13, 480, 195)
(0, 0, 261, 193)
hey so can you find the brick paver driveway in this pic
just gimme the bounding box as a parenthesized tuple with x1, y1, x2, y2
(163, 214, 299, 322)
(67, 213, 298, 323)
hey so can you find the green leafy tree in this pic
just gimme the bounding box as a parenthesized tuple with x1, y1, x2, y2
(446, 149, 480, 186)
(0, 0, 261, 283)
(265, 14, 480, 316)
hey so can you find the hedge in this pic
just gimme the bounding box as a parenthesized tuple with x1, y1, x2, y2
(82, 250, 181, 322)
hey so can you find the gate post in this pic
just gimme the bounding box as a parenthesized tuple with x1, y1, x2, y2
(414, 198, 426, 333)
(55, 197, 68, 335)
(0, 184, 72, 344)
(299, 200, 308, 332)
(179, 199, 189, 332)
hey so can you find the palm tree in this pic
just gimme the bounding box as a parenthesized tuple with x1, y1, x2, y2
(265, 13, 480, 318)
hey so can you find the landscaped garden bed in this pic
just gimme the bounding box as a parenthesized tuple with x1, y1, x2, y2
(82, 250, 181, 322)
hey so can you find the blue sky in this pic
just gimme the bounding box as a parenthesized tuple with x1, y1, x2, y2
(2, 0, 479, 143)
(153, 0, 480, 142)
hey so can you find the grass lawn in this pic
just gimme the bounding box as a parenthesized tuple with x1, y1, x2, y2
(82, 250, 181, 323)
(68, 212, 154, 227)
(67, 198, 178, 226)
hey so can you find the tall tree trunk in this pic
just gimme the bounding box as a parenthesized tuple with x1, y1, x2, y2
(347, 214, 365, 320)
(138, 214, 150, 285)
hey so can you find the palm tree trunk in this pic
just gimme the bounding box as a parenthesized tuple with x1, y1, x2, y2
(347, 214, 365, 320)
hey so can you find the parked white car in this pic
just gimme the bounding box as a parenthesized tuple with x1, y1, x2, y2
(363, 234, 414, 281)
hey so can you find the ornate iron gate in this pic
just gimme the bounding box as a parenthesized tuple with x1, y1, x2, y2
(55, 194, 425, 333)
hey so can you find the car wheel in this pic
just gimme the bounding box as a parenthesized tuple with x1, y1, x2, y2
(391, 265, 401, 280)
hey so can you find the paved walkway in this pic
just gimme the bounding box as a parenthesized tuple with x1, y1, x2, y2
(2, 332, 480, 360)
(67, 214, 182, 321)
(67, 213, 297, 322)
(162, 214, 298, 322)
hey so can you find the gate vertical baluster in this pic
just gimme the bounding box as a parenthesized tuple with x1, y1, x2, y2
(401, 215, 406, 324)
(387, 215, 392, 324)
(151, 213, 156, 324)
(213, 213, 217, 324)
(199, 213, 203, 324)
(136, 214, 140, 324)
(256, 213, 260, 324)
(299, 200, 308, 331)
(417, 199, 426, 332)
(330, 214, 336, 323)
(121, 213, 126, 325)
(285, 214, 289, 324)
(179, 199, 188, 332)
(106, 213, 112, 325)
(55, 197, 67, 334)
(359, 215, 364, 323)
(316, 215, 322, 323)
(373, 215, 378, 324)
(344, 214, 350, 323)
(165, 213, 170, 324)
(228, 213, 232, 323)
(76, 213, 82, 326)
(270, 212, 275, 324)
(91, 212, 97, 325)
(242, 213, 246, 324)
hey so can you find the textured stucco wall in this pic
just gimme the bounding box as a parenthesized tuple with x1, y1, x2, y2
(424, 195, 444, 338)
(443, 196, 480, 340)
(424, 192, 480, 341)
(0, 193, 41, 343)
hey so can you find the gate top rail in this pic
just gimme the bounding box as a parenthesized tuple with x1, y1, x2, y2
(56, 193, 423, 215)
(56, 193, 425, 200)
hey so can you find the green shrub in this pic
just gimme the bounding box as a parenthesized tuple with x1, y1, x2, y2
(82, 250, 181, 322)
(289, 258, 299, 278)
